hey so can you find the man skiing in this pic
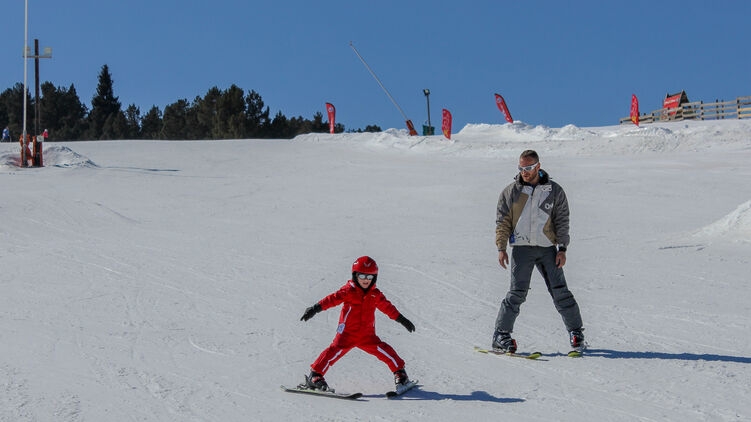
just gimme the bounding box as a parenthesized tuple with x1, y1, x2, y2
(492, 150, 585, 353)
(300, 256, 415, 391)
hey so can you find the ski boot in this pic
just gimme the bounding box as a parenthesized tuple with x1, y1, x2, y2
(393, 368, 409, 386)
(569, 328, 585, 349)
(492, 331, 517, 353)
(305, 370, 329, 391)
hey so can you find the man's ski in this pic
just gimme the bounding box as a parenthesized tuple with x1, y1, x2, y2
(385, 379, 419, 398)
(474, 346, 544, 360)
(567, 349, 583, 358)
(281, 385, 363, 400)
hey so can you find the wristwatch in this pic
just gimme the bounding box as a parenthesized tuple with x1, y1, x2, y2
(557, 245, 567, 252)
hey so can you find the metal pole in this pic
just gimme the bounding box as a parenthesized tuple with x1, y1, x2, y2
(22, 0, 29, 164)
(34, 39, 40, 138)
(424, 90, 431, 128)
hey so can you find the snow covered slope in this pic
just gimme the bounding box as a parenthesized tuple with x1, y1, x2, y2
(1, 120, 750, 421)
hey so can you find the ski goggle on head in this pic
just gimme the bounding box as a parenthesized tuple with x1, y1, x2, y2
(518, 162, 539, 172)
(357, 273, 375, 281)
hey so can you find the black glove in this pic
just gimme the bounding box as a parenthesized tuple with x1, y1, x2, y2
(300, 303, 322, 321)
(396, 314, 415, 332)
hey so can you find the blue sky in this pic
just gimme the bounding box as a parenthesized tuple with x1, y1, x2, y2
(2, 1, 750, 132)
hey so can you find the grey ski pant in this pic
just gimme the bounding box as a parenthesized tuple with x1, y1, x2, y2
(495, 245, 583, 333)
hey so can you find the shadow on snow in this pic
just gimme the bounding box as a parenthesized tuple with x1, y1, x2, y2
(583, 349, 751, 364)
(364, 389, 525, 403)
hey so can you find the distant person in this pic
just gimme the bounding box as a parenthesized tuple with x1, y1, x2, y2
(2, 127, 9, 142)
(299, 256, 415, 391)
(492, 149, 585, 354)
(42, 129, 49, 141)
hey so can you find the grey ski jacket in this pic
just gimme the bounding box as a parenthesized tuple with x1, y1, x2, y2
(495, 169, 570, 252)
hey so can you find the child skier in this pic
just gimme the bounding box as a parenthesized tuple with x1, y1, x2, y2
(299, 256, 415, 391)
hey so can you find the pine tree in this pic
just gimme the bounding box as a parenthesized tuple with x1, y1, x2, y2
(161, 99, 190, 139)
(312, 111, 329, 133)
(245, 89, 270, 138)
(268, 111, 288, 138)
(0, 83, 33, 139)
(102, 111, 128, 139)
(39, 82, 88, 140)
(215, 84, 246, 139)
(87, 64, 123, 139)
(124, 104, 141, 139)
(193, 87, 221, 139)
(140, 106, 163, 140)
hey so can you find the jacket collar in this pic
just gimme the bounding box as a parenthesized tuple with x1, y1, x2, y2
(515, 169, 550, 186)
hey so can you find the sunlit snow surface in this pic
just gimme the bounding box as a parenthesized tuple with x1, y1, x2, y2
(2, 120, 750, 421)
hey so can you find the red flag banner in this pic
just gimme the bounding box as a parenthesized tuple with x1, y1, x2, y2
(325, 102, 336, 134)
(405, 120, 418, 136)
(494, 93, 513, 123)
(630, 94, 639, 126)
(441, 109, 452, 139)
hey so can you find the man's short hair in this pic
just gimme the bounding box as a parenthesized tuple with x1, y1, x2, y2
(520, 150, 539, 162)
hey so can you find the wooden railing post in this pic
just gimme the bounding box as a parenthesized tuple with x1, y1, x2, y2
(739, 98, 742, 119)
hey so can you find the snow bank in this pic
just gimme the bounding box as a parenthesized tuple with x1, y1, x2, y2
(42, 145, 98, 168)
(293, 119, 751, 158)
(693, 200, 751, 242)
(0, 145, 97, 169)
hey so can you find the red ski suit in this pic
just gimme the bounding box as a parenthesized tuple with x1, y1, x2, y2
(310, 280, 405, 375)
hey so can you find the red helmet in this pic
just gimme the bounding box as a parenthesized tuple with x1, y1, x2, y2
(352, 256, 378, 275)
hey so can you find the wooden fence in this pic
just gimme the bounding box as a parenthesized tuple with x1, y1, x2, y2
(619, 95, 751, 124)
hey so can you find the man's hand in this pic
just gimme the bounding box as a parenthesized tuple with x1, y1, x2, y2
(556, 251, 567, 268)
(498, 251, 509, 269)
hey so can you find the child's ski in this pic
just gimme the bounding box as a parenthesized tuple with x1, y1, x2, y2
(474, 346, 544, 360)
(385, 379, 419, 398)
(567, 349, 583, 358)
(281, 385, 363, 400)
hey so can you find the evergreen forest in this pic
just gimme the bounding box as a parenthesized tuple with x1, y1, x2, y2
(0, 64, 381, 141)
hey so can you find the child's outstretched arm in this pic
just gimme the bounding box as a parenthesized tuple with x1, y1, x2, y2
(300, 303, 322, 321)
(396, 314, 415, 332)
